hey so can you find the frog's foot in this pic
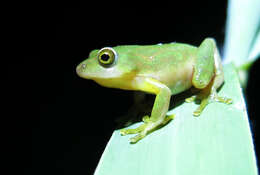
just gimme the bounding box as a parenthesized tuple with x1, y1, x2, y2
(185, 95, 197, 103)
(185, 92, 232, 117)
(120, 114, 174, 143)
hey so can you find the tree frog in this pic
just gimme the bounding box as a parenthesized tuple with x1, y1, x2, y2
(76, 38, 232, 143)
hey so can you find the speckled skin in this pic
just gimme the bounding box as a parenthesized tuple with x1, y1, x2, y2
(76, 38, 232, 143)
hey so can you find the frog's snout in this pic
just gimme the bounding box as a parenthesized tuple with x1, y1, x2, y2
(76, 63, 87, 77)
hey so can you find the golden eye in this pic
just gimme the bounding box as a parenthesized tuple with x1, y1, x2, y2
(98, 47, 117, 67)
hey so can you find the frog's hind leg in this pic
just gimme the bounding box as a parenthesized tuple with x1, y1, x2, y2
(186, 38, 232, 116)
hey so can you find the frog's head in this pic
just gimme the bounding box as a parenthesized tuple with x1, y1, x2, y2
(76, 47, 137, 88)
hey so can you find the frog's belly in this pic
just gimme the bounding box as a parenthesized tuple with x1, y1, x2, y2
(155, 63, 194, 95)
(167, 78, 193, 95)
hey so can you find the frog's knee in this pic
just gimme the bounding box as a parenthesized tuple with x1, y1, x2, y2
(201, 38, 216, 46)
(192, 78, 210, 89)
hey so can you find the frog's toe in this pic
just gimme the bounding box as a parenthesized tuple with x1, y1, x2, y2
(193, 110, 201, 117)
(120, 123, 147, 136)
(162, 114, 175, 124)
(130, 132, 146, 143)
(214, 96, 232, 104)
(120, 128, 140, 135)
(185, 95, 197, 103)
(142, 115, 150, 123)
(193, 98, 209, 117)
(120, 129, 129, 136)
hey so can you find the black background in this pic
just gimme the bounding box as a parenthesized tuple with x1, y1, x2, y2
(7, 1, 260, 174)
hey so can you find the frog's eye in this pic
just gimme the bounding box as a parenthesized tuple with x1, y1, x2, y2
(98, 47, 117, 67)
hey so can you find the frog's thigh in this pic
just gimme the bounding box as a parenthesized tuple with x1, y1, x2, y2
(192, 38, 216, 89)
(200, 38, 224, 92)
(189, 39, 231, 116)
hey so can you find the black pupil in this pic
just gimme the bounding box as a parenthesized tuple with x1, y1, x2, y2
(101, 53, 110, 62)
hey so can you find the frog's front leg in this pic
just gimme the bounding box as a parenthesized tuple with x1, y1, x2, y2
(120, 78, 174, 143)
(186, 38, 232, 116)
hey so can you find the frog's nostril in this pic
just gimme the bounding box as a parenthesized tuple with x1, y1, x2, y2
(76, 64, 85, 75)
(81, 64, 86, 69)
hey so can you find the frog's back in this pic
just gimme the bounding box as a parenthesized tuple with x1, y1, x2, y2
(115, 42, 197, 73)
(114, 43, 198, 94)
(114, 42, 197, 57)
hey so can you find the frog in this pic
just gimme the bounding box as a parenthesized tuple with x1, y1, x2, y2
(76, 38, 232, 143)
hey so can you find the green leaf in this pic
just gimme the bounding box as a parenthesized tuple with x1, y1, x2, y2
(223, 0, 260, 66)
(248, 29, 260, 61)
(94, 64, 258, 175)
